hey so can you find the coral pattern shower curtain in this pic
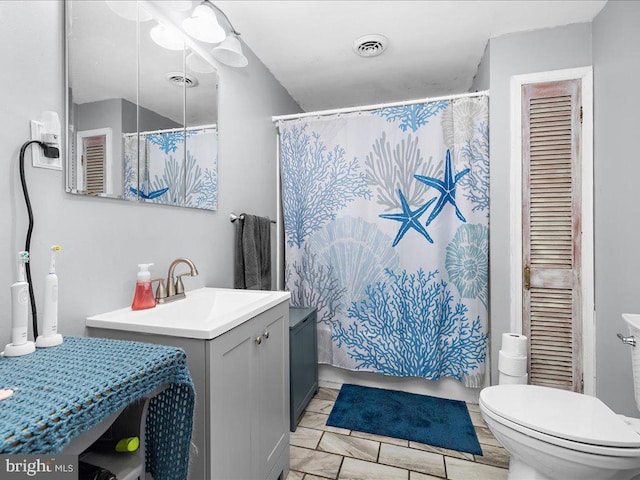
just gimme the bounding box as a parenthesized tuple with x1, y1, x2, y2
(278, 96, 489, 386)
(124, 126, 218, 209)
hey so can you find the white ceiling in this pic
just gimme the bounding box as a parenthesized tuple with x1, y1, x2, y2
(215, 0, 607, 112)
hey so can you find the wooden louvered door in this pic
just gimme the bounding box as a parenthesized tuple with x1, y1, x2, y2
(522, 79, 582, 392)
(83, 135, 106, 195)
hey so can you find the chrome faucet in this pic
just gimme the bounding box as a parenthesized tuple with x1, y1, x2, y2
(155, 257, 199, 304)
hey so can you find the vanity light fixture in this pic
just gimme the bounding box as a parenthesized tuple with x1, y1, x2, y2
(141, 0, 248, 69)
(184, 1, 248, 68)
(182, 4, 225, 43)
(211, 35, 248, 68)
(150, 23, 185, 51)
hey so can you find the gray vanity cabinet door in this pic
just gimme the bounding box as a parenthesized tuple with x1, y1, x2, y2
(208, 302, 290, 480)
(253, 306, 289, 478)
(208, 318, 256, 480)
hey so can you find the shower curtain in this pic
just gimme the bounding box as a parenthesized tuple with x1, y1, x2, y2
(278, 95, 489, 387)
(124, 126, 218, 209)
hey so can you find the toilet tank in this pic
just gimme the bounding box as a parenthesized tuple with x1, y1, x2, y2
(622, 314, 640, 412)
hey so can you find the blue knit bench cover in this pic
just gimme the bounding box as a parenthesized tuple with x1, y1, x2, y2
(0, 336, 194, 480)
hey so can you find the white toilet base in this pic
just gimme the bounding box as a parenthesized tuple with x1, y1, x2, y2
(508, 456, 640, 480)
(508, 457, 553, 480)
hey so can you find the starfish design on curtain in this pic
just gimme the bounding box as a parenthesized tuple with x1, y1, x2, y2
(415, 149, 470, 225)
(379, 189, 437, 247)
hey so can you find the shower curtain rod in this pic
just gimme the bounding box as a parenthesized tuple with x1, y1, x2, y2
(272, 90, 489, 122)
(122, 123, 217, 137)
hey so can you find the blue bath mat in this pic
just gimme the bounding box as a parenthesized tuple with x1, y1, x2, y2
(326, 384, 482, 455)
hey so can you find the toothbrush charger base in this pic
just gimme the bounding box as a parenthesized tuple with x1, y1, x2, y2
(2, 341, 36, 357)
(36, 334, 63, 348)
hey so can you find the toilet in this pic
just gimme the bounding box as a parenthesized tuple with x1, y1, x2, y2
(479, 315, 640, 480)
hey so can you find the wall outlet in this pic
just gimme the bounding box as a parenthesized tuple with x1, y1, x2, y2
(30, 119, 62, 170)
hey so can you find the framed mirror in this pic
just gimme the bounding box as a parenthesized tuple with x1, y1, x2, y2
(65, 0, 219, 211)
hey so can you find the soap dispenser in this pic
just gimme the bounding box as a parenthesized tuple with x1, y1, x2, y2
(131, 263, 156, 311)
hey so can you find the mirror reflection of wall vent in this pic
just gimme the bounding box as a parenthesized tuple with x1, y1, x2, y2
(83, 135, 106, 195)
(165, 72, 199, 88)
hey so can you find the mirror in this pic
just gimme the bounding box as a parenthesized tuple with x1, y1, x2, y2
(65, 0, 218, 210)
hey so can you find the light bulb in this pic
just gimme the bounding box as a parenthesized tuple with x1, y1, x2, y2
(182, 5, 225, 43)
(150, 23, 185, 51)
(212, 35, 248, 68)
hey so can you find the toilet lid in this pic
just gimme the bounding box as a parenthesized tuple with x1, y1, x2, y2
(480, 385, 640, 448)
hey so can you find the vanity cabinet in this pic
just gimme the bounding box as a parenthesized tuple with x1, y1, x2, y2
(88, 299, 290, 480)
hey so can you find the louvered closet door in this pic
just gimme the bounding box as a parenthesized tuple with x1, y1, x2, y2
(522, 79, 582, 392)
(83, 135, 106, 195)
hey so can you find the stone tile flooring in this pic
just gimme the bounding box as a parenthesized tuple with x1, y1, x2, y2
(288, 387, 510, 480)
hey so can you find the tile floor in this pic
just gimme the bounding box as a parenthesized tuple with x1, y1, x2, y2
(287, 387, 510, 480)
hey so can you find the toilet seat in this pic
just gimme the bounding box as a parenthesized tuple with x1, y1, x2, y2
(480, 385, 640, 456)
(620, 415, 640, 435)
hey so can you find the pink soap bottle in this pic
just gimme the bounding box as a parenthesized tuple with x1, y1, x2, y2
(131, 263, 156, 311)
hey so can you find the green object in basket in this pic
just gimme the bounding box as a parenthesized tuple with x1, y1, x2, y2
(115, 436, 139, 452)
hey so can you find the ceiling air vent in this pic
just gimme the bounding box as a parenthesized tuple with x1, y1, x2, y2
(353, 34, 389, 58)
(165, 72, 199, 88)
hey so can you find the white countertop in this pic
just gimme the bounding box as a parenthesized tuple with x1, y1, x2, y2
(86, 287, 291, 340)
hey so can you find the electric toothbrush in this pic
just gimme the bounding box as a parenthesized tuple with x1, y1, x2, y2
(36, 245, 63, 348)
(3, 251, 36, 357)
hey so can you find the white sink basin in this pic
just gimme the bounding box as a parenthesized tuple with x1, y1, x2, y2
(86, 287, 290, 339)
(623, 313, 640, 333)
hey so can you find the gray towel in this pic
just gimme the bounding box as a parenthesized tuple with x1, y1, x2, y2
(234, 214, 271, 290)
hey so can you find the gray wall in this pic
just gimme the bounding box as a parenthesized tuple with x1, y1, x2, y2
(0, 1, 300, 348)
(77, 99, 123, 134)
(135, 99, 182, 133)
(593, 0, 640, 416)
(487, 23, 593, 385)
(470, 42, 490, 92)
(122, 99, 137, 134)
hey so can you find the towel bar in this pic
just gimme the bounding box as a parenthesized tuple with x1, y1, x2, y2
(230, 212, 276, 224)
